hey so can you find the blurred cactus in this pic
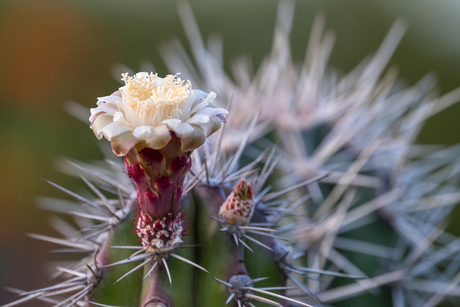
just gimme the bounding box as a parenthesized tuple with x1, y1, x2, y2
(5, 1, 460, 307)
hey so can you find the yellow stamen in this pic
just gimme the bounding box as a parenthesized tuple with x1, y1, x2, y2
(119, 73, 192, 127)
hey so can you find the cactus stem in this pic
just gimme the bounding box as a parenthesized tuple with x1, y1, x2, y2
(175, 244, 202, 249)
(142, 269, 172, 307)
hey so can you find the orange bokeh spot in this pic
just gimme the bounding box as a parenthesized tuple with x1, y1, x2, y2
(0, 0, 106, 106)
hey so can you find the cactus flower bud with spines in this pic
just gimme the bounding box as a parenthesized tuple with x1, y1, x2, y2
(219, 179, 255, 226)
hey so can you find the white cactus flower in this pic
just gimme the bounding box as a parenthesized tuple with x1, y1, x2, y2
(89, 72, 228, 155)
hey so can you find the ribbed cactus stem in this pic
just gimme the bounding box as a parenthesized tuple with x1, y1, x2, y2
(194, 185, 227, 211)
(192, 185, 246, 270)
(142, 264, 171, 307)
(227, 243, 248, 278)
(196, 183, 254, 306)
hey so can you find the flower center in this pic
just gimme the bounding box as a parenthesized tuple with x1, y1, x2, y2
(119, 72, 192, 127)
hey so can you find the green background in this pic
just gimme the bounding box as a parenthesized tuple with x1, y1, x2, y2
(1, 0, 460, 306)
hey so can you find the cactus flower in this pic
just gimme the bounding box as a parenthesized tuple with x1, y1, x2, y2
(89, 72, 228, 156)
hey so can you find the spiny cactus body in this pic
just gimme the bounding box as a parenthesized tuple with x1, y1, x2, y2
(4, 2, 460, 307)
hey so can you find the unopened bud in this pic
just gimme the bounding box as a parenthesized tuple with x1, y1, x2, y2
(219, 179, 255, 225)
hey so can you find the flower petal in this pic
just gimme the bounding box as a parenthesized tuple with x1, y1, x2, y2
(133, 126, 153, 141)
(146, 125, 172, 149)
(162, 119, 182, 130)
(216, 113, 227, 123)
(190, 91, 217, 114)
(180, 125, 206, 152)
(101, 122, 133, 141)
(89, 104, 119, 121)
(110, 131, 139, 156)
(186, 114, 222, 137)
(189, 90, 210, 108)
(113, 111, 132, 127)
(205, 115, 223, 137)
(97, 95, 120, 106)
(174, 123, 195, 138)
(195, 107, 229, 116)
(91, 114, 113, 140)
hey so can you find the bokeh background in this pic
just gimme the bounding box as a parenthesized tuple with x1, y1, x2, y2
(1, 0, 460, 305)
